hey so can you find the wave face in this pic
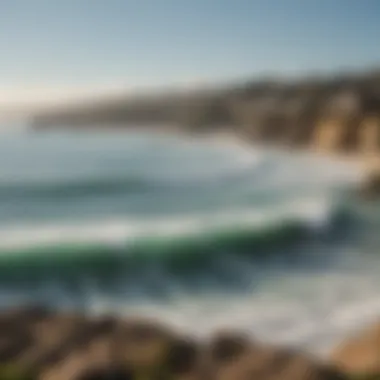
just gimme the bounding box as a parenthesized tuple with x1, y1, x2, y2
(0, 129, 377, 355)
(0, 132, 360, 270)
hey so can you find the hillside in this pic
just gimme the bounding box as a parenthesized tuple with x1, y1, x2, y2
(31, 69, 380, 155)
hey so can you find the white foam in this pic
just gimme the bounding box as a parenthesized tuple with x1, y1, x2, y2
(0, 195, 336, 252)
(95, 258, 380, 358)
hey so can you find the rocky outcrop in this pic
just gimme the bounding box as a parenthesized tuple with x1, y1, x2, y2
(357, 170, 380, 199)
(360, 117, 380, 154)
(0, 306, 346, 380)
(330, 320, 380, 378)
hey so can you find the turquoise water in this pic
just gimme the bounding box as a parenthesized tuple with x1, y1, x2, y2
(0, 128, 379, 355)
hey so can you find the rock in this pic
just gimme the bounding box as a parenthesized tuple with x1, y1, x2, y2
(164, 337, 200, 376)
(0, 307, 349, 380)
(207, 331, 252, 365)
(74, 365, 133, 380)
(0, 306, 50, 364)
(330, 320, 380, 377)
(0, 333, 33, 363)
(282, 355, 346, 380)
(359, 172, 380, 199)
(214, 346, 345, 380)
(0, 305, 50, 336)
(17, 313, 89, 370)
(112, 318, 177, 372)
(40, 350, 102, 380)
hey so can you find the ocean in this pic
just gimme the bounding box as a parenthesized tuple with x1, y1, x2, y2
(0, 128, 379, 356)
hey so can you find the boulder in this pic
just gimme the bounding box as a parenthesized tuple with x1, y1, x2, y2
(74, 365, 133, 380)
(330, 320, 380, 377)
(0, 306, 51, 364)
(213, 346, 345, 380)
(112, 318, 176, 370)
(358, 171, 380, 200)
(164, 337, 200, 376)
(207, 330, 252, 365)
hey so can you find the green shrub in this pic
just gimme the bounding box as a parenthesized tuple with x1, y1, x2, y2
(0, 365, 37, 380)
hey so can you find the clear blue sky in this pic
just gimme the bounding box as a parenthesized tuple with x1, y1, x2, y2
(0, 0, 380, 103)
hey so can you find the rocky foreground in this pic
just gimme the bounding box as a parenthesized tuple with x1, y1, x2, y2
(0, 306, 379, 380)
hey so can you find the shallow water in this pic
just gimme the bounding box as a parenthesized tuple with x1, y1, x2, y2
(0, 128, 378, 356)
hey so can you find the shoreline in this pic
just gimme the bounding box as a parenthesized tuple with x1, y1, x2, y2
(0, 129, 380, 378)
(191, 130, 377, 194)
(27, 122, 376, 169)
(27, 124, 379, 200)
(0, 306, 360, 380)
(0, 305, 378, 380)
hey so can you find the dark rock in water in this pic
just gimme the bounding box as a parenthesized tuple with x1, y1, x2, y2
(281, 356, 346, 380)
(358, 172, 380, 200)
(330, 320, 380, 377)
(205, 331, 346, 380)
(118, 318, 171, 345)
(207, 331, 252, 365)
(164, 337, 200, 375)
(0, 305, 51, 333)
(214, 347, 346, 380)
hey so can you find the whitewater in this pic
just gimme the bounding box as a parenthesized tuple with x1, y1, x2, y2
(0, 128, 379, 358)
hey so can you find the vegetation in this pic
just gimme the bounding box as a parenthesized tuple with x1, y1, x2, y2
(0, 365, 36, 380)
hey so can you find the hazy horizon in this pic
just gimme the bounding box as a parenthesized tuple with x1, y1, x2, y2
(1, 0, 380, 112)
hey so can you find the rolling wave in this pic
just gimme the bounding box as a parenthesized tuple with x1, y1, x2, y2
(0, 198, 353, 282)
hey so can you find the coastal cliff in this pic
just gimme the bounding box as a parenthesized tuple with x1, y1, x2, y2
(31, 70, 380, 152)
(31, 68, 380, 195)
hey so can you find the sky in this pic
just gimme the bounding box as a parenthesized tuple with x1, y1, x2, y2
(0, 0, 380, 108)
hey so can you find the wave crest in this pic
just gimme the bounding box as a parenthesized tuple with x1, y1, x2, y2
(0, 198, 352, 281)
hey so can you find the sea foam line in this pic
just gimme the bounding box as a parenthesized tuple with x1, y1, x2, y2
(0, 197, 335, 252)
